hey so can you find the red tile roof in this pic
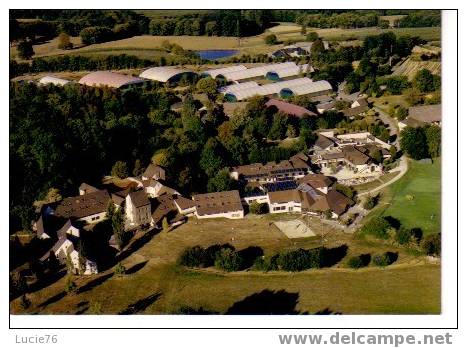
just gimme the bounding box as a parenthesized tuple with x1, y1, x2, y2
(266, 99, 316, 118)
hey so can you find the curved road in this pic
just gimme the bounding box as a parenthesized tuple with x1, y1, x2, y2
(357, 155, 408, 197)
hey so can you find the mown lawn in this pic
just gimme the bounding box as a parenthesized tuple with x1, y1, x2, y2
(11, 215, 440, 315)
(364, 158, 441, 235)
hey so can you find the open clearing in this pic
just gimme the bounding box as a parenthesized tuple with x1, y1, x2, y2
(11, 214, 440, 315)
(363, 158, 441, 236)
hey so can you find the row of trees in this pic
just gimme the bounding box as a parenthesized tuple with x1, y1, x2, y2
(360, 216, 441, 256)
(10, 10, 149, 42)
(10, 53, 204, 78)
(297, 12, 379, 29)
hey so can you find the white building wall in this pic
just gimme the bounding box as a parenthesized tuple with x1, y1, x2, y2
(77, 212, 106, 224)
(268, 201, 302, 214)
(195, 210, 244, 220)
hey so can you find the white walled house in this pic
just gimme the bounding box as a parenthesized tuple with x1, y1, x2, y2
(267, 190, 302, 214)
(192, 191, 244, 220)
(52, 190, 110, 225)
(125, 190, 152, 227)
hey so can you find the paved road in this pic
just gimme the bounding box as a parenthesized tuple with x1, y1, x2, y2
(357, 155, 408, 197)
(374, 106, 400, 149)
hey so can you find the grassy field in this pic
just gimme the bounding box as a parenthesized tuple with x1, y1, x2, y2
(10, 24, 441, 62)
(11, 214, 440, 315)
(363, 158, 441, 236)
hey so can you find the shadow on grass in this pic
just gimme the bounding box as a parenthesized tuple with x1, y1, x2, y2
(116, 229, 160, 263)
(77, 272, 114, 294)
(172, 306, 219, 315)
(75, 306, 90, 315)
(320, 245, 348, 268)
(125, 261, 148, 275)
(226, 289, 306, 315)
(28, 269, 67, 294)
(315, 308, 343, 315)
(238, 246, 264, 270)
(360, 253, 372, 267)
(386, 251, 399, 265)
(38, 291, 66, 308)
(118, 291, 162, 315)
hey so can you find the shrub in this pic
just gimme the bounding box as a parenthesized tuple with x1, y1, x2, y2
(19, 294, 31, 309)
(372, 252, 398, 267)
(114, 262, 126, 275)
(347, 254, 371, 269)
(111, 161, 128, 179)
(64, 276, 77, 294)
(276, 248, 312, 272)
(214, 248, 243, 272)
(205, 243, 234, 266)
(363, 194, 379, 210)
(249, 201, 269, 214)
(394, 227, 412, 245)
(264, 34, 278, 45)
(178, 246, 208, 268)
(422, 233, 441, 256)
(335, 184, 356, 199)
(306, 32, 319, 41)
(347, 256, 364, 269)
(360, 217, 391, 239)
(252, 255, 278, 272)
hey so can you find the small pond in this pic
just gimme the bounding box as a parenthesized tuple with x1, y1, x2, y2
(197, 49, 239, 60)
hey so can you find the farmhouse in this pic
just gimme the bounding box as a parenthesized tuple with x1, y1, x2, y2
(265, 98, 317, 118)
(52, 189, 110, 224)
(38, 76, 72, 86)
(139, 66, 197, 84)
(398, 104, 442, 130)
(192, 190, 244, 219)
(79, 71, 144, 89)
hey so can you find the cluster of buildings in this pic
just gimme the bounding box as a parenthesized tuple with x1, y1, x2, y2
(269, 41, 330, 59)
(309, 131, 391, 182)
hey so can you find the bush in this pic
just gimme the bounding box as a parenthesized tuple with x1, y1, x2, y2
(306, 32, 319, 41)
(372, 252, 398, 267)
(64, 276, 77, 294)
(114, 262, 126, 275)
(214, 248, 243, 272)
(264, 34, 278, 45)
(111, 161, 128, 179)
(335, 184, 356, 199)
(252, 255, 278, 272)
(363, 194, 379, 210)
(360, 217, 391, 239)
(347, 256, 364, 269)
(276, 248, 312, 272)
(249, 201, 269, 214)
(394, 227, 412, 245)
(422, 233, 441, 256)
(347, 254, 370, 269)
(178, 246, 208, 268)
(205, 243, 234, 266)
